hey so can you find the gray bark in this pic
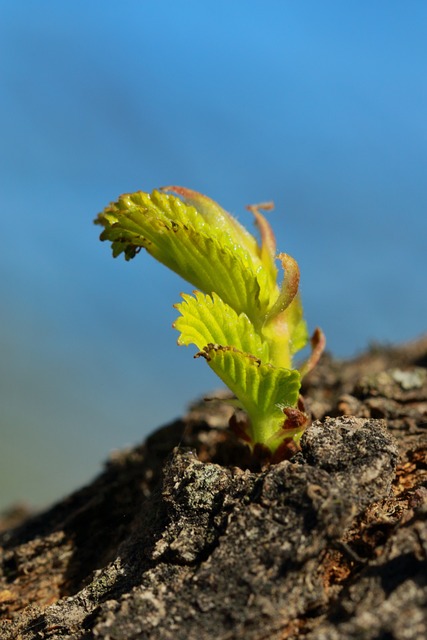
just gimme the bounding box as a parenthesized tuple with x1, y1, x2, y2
(1, 337, 426, 639)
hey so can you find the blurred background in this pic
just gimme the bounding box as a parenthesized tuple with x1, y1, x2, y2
(1, 1, 426, 511)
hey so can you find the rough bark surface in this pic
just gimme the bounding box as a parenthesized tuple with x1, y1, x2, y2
(1, 336, 426, 640)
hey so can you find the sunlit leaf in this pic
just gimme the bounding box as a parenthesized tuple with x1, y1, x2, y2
(95, 189, 273, 324)
(163, 186, 260, 257)
(196, 345, 301, 448)
(174, 291, 269, 362)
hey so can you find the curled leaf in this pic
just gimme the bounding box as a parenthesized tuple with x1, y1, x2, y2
(265, 253, 300, 323)
(95, 189, 272, 324)
(299, 327, 326, 378)
(246, 201, 277, 284)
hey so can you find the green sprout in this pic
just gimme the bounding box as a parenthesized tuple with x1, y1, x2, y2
(95, 186, 325, 462)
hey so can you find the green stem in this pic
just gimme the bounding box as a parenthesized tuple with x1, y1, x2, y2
(262, 311, 292, 370)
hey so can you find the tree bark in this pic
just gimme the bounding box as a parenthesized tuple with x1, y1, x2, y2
(1, 336, 426, 639)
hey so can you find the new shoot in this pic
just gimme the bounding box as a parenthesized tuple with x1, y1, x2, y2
(95, 187, 325, 462)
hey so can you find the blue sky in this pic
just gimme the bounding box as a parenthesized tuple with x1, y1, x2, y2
(1, 1, 426, 509)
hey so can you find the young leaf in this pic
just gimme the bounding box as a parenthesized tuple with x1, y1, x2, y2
(261, 254, 309, 367)
(265, 253, 300, 323)
(95, 189, 272, 326)
(174, 291, 270, 362)
(196, 345, 302, 450)
(163, 186, 260, 258)
(246, 201, 278, 286)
